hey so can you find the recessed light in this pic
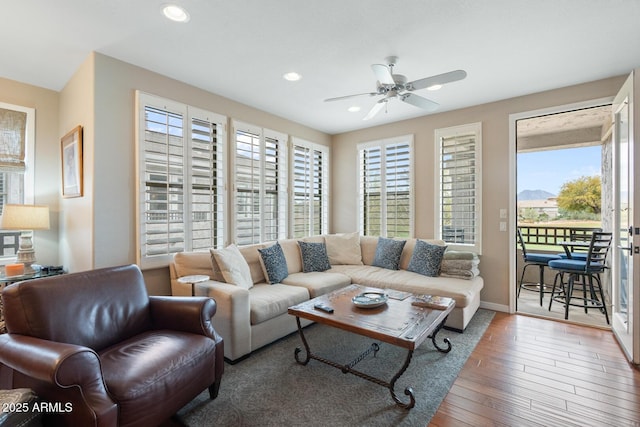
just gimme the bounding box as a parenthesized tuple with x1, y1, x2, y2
(427, 84, 442, 91)
(162, 4, 190, 23)
(283, 72, 302, 82)
(347, 106, 361, 112)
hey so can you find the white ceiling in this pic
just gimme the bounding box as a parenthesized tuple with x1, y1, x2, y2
(3, 0, 640, 135)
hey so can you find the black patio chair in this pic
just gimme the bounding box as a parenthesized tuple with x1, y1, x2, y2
(517, 228, 562, 307)
(547, 231, 612, 324)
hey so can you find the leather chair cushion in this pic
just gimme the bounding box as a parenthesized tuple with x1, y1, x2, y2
(100, 330, 217, 425)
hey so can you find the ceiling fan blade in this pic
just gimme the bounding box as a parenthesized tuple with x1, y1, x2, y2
(405, 69, 467, 91)
(363, 100, 386, 120)
(400, 93, 439, 111)
(324, 92, 378, 102)
(371, 64, 395, 85)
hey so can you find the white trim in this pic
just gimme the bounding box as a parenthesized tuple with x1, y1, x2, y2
(508, 96, 614, 314)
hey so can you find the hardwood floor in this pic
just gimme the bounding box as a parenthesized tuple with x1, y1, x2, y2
(430, 312, 640, 427)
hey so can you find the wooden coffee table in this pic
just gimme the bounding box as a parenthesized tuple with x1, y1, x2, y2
(287, 284, 455, 409)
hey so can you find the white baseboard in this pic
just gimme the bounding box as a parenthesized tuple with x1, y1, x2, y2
(480, 301, 509, 313)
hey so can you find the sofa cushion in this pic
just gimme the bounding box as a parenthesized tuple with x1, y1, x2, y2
(282, 271, 351, 298)
(249, 284, 309, 324)
(325, 232, 363, 265)
(407, 240, 448, 277)
(298, 241, 331, 272)
(211, 244, 253, 289)
(372, 237, 406, 270)
(278, 239, 303, 274)
(360, 236, 379, 266)
(329, 264, 483, 308)
(399, 239, 446, 270)
(258, 242, 289, 284)
(174, 251, 222, 282)
(237, 244, 267, 284)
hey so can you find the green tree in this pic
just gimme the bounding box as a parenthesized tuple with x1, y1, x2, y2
(556, 176, 601, 214)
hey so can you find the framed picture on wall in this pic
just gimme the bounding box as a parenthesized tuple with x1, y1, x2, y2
(61, 125, 83, 198)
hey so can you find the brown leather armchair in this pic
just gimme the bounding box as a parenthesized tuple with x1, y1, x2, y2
(0, 264, 224, 427)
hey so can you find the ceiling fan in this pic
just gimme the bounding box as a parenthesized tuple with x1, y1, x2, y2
(324, 56, 467, 120)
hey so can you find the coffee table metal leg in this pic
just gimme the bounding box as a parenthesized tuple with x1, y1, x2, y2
(293, 316, 417, 409)
(428, 317, 452, 353)
(294, 316, 311, 365)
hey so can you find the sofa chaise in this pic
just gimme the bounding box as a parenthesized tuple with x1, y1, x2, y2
(170, 233, 483, 362)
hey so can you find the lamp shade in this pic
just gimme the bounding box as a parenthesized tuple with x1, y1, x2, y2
(0, 204, 50, 230)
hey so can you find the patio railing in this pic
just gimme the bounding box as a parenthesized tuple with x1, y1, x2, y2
(518, 225, 602, 250)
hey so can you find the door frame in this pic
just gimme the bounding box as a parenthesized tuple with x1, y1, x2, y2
(508, 97, 614, 314)
(611, 71, 640, 364)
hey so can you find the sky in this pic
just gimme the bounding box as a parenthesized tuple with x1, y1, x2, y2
(517, 145, 602, 195)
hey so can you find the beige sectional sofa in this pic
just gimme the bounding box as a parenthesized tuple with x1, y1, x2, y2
(169, 234, 483, 361)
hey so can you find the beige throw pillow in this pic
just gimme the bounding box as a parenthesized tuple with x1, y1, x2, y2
(211, 244, 253, 289)
(325, 232, 363, 265)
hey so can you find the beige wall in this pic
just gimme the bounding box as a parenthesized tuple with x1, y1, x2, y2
(0, 77, 60, 267)
(61, 53, 331, 294)
(331, 75, 627, 309)
(59, 54, 95, 273)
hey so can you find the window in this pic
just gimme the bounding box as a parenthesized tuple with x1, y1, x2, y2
(435, 122, 482, 253)
(0, 102, 35, 260)
(358, 135, 413, 237)
(232, 121, 287, 245)
(291, 138, 329, 238)
(136, 92, 226, 268)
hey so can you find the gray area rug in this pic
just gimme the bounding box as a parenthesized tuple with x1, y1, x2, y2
(175, 309, 495, 427)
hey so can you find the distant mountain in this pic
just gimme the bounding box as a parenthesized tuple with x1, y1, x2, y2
(517, 190, 556, 201)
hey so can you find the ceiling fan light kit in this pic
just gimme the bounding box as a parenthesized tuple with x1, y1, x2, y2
(325, 56, 467, 120)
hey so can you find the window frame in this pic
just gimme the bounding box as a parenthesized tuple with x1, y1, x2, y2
(434, 122, 483, 254)
(231, 120, 288, 245)
(290, 137, 329, 238)
(357, 134, 414, 238)
(135, 91, 227, 269)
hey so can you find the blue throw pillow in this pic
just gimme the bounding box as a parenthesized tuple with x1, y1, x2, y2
(372, 237, 406, 270)
(407, 240, 448, 277)
(298, 241, 331, 273)
(258, 242, 288, 284)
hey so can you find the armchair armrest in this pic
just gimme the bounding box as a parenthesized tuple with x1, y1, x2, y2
(0, 334, 117, 424)
(149, 296, 221, 343)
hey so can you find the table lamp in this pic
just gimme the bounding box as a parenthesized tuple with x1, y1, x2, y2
(0, 204, 50, 273)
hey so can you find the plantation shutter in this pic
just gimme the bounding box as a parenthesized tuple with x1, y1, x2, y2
(136, 92, 227, 268)
(188, 108, 226, 251)
(385, 142, 411, 236)
(359, 135, 413, 237)
(233, 123, 288, 245)
(438, 128, 480, 247)
(234, 127, 261, 245)
(140, 103, 186, 259)
(360, 146, 382, 236)
(292, 139, 328, 238)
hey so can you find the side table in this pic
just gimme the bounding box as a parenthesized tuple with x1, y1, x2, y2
(177, 275, 210, 296)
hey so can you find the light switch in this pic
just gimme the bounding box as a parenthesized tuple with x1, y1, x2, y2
(499, 221, 507, 232)
(499, 208, 507, 219)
